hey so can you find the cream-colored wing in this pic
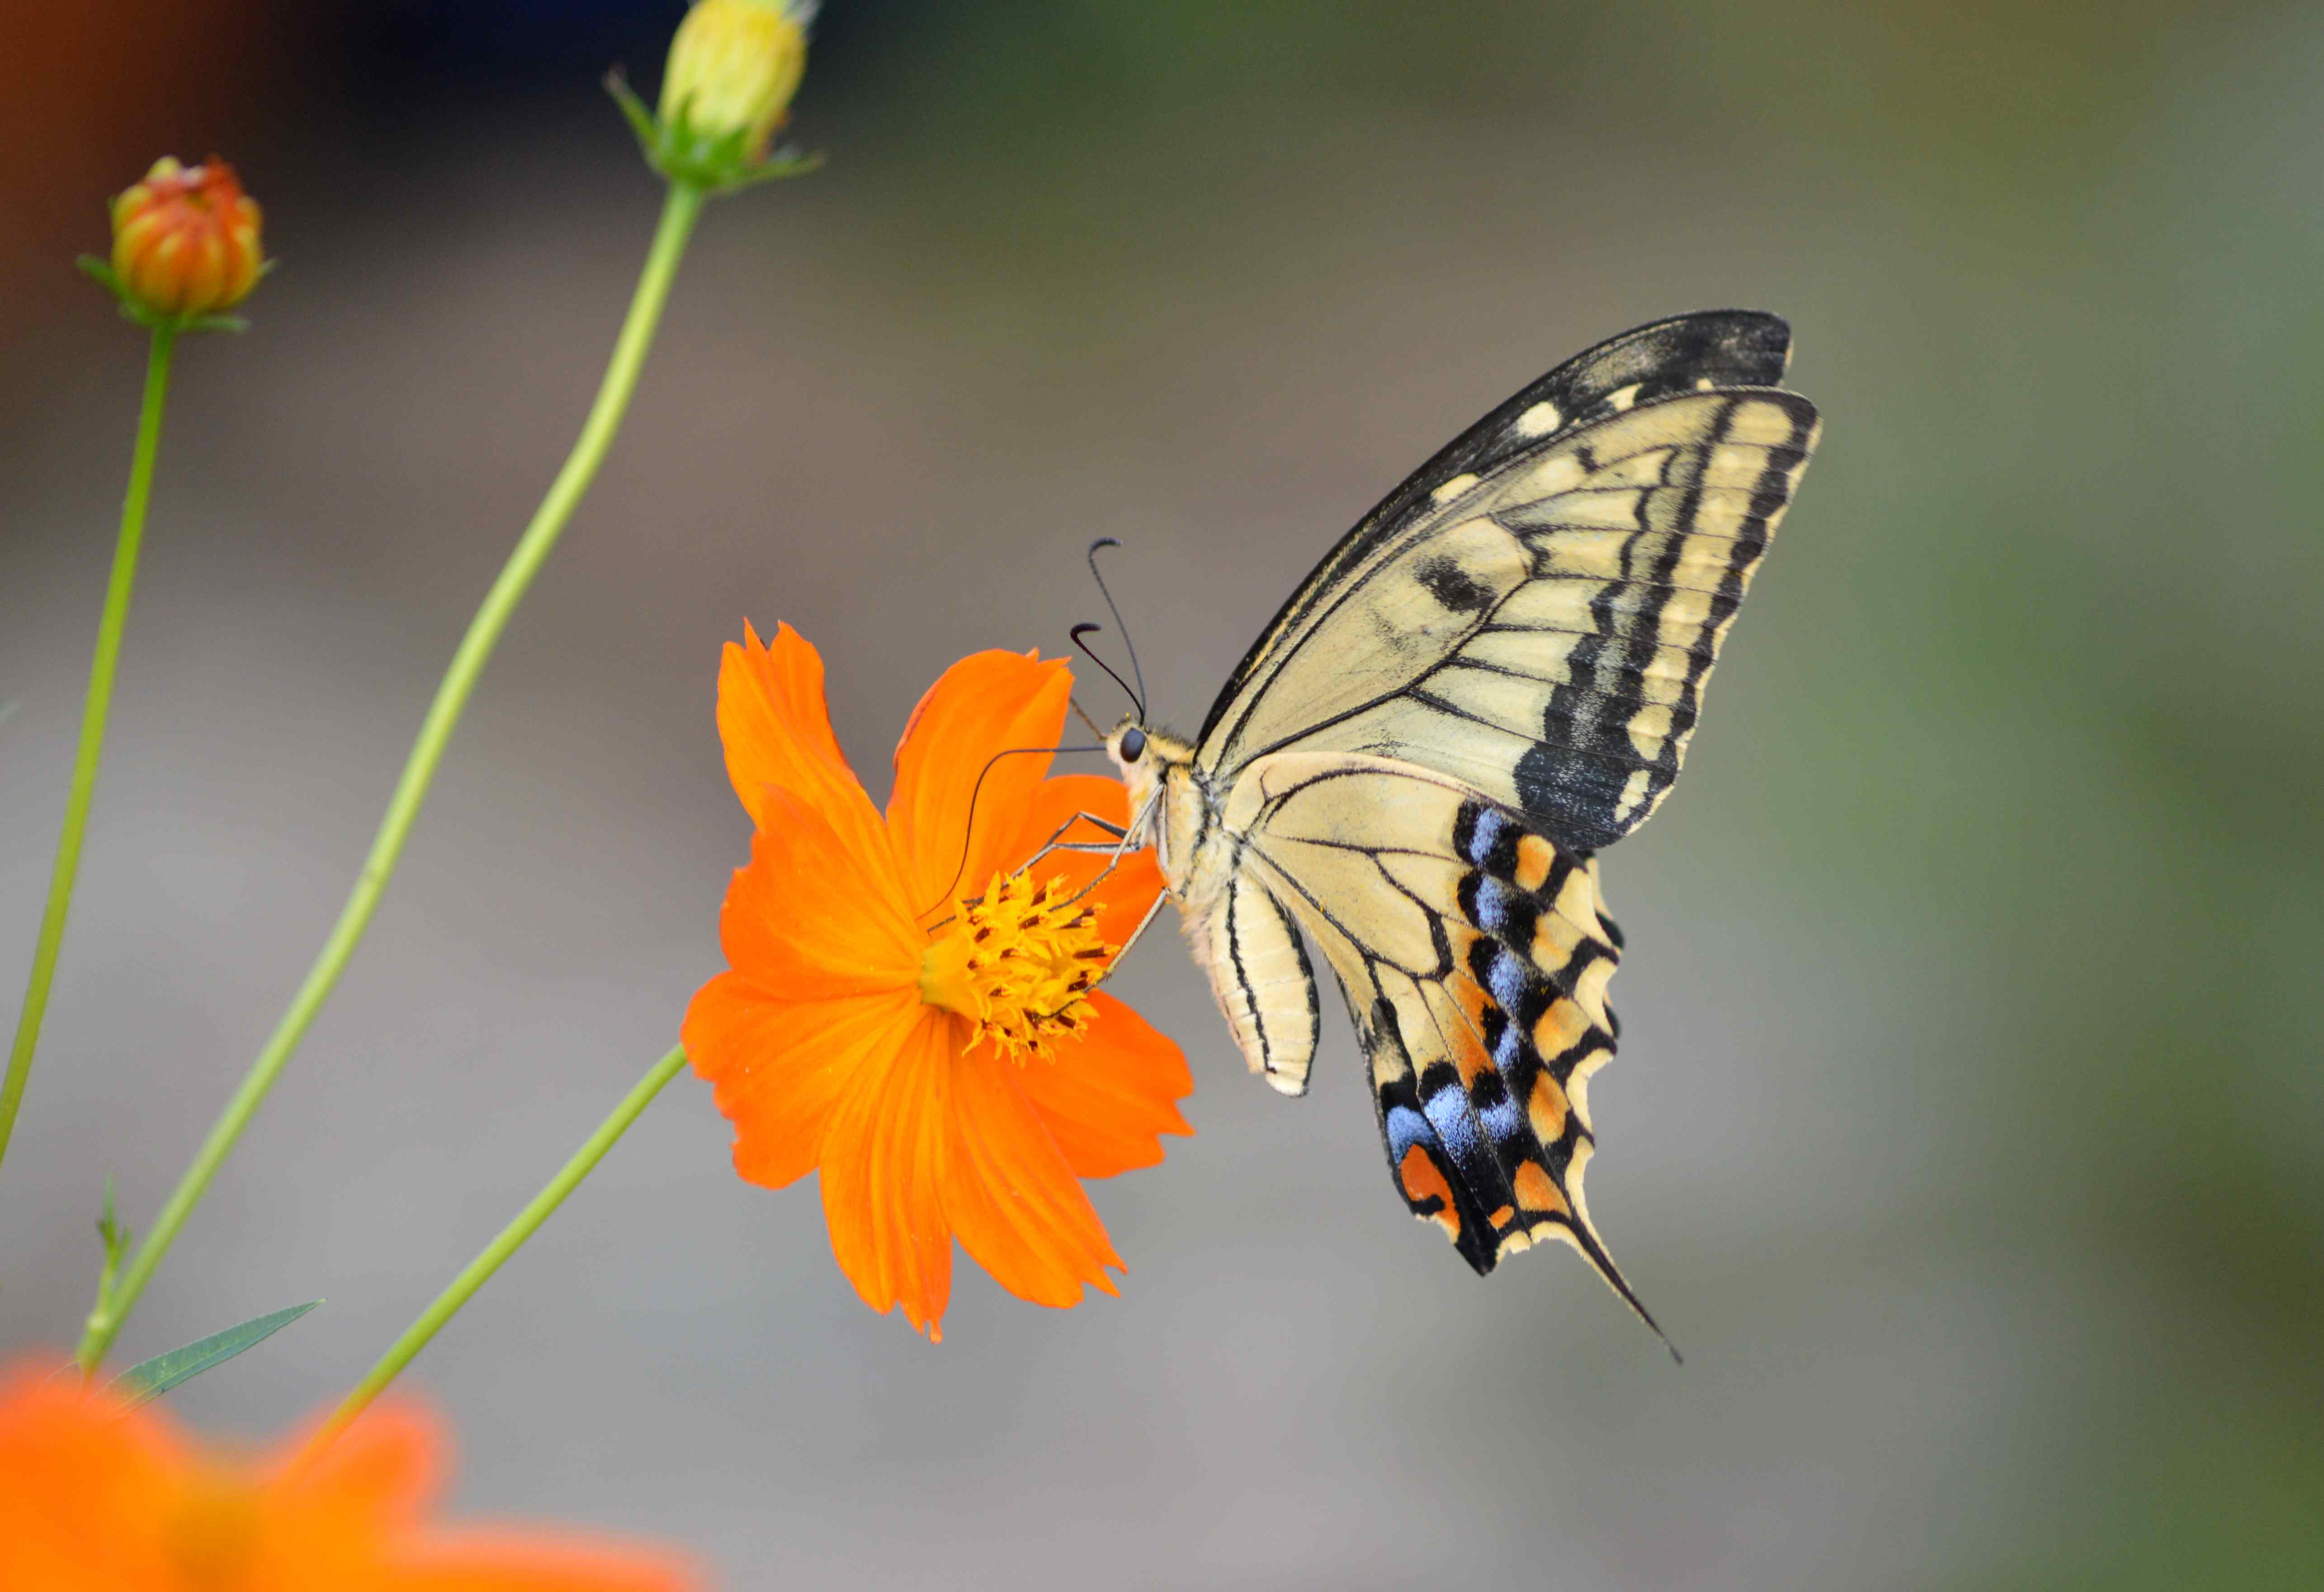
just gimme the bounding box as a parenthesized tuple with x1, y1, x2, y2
(1214, 749, 1661, 1333)
(1196, 312, 1817, 852)
(1185, 864, 1319, 1097)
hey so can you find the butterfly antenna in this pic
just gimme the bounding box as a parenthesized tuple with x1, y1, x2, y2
(1069, 623, 1143, 719)
(917, 742, 1104, 918)
(1085, 538, 1147, 716)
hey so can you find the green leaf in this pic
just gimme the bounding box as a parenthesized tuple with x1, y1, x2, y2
(109, 1300, 322, 1407)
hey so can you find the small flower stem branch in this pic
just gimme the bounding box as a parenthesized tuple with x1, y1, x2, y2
(74, 182, 707, 1377)
(0, 326, 178, 1178)
(299, 1043, 689, 1463)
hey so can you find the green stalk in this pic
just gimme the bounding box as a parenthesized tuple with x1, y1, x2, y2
(75, 183, 706, 1377)
(1, 326, 178, 1175)
(299, 1044, 688, 1461)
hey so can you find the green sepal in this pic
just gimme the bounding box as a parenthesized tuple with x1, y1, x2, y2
(603, 69, 823, 197)
(607, 69, 663, 164)
(108, 1300, 322, 1407)
(78, 253, 261, 335)
(718, 147, 826, 191)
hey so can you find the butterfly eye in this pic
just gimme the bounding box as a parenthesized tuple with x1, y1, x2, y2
(1119, 727, 1147, 763)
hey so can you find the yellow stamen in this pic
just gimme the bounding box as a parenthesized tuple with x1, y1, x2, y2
(918, 872, 1111, 1061)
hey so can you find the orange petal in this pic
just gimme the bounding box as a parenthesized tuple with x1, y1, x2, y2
(940, 1047, 1124, 1310)
(0, 1369, 182, 1583)
(719, 622, 894, 871)
(277, 1400, 442, 1523)
(718, 790, 920, 1000)
(1015, 992, 1194, 1180)
(815, 1012, 957, 1339)
(884, 650, 1073, 915)
(394, 1529, 699, 1591)
(1006, 772, 1167, 953)
(683, 975, 920, 1190)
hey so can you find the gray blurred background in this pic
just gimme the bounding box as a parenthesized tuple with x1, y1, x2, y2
(4, 2, 2321, 1587)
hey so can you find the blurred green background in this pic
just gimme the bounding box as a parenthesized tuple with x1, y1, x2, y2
(3, 2, 2320, 1587)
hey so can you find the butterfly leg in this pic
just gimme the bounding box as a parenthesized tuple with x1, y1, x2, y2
(1013, 810, 1128, 876)
(1014, 810, 1152, 919)
(1095, 891, 1167, 976)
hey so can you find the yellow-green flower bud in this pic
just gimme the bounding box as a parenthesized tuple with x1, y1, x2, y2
(659, 0, 812, 162)
(109, 157, 265, 321)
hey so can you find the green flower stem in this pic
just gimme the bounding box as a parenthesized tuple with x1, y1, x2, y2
(300, 1043, 689, 1462)
(74, 181, 707, 1378)
(1, 326, 178, 1177)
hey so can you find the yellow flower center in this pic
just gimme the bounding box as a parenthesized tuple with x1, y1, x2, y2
(918, 872, 1112, 1061)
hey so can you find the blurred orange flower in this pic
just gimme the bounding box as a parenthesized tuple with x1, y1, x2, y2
(684, 623, 1192, 1341)
(0, 1361, 696, 1591)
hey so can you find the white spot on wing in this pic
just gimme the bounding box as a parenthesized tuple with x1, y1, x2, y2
(1515, 401, 1563, 437)
(1606, 384, 1642, 412)
(1431, 472, 1481, 503)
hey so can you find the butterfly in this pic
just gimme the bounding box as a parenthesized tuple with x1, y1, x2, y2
(1069, 310, 1819, 1338)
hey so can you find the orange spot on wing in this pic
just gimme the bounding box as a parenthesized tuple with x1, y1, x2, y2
(1514, 834, 1555, 894)
(1528, 1073, 1569, 1142)
(1398, 1144, 1463, 1241)
(1450, 1018, 1494, 1089)
(1488, 1204, 1516, 1230)
(1451, 973, 1494, 1033)
(1513, 1160, 1568, 1214)
(1534, 998, 1592, 1061)
(1447, 982, 1498, 1088)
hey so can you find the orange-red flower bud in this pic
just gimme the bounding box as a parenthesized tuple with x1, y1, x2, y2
(109, 157, 264, 321)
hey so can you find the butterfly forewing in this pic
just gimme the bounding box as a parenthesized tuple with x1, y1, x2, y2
(1197, 311, 1796, 745)
(1199, 385, 1817, 851)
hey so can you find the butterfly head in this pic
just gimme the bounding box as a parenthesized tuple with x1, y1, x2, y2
(1104, 714, 1195, 844)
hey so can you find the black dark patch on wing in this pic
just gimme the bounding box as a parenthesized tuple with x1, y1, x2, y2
(1415, 555, 1497, 613)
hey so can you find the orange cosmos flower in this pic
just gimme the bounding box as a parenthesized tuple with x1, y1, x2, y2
(683, 623, 1192, 1341)
(0, 1360, 697, 1591)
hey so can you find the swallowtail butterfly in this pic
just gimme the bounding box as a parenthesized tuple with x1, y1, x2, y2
(1084, 311, 1818, 1336)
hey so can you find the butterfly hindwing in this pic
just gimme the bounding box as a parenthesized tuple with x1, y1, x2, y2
(1218, 752, 1660, 1328)
(1195, 864, 1320, 1097)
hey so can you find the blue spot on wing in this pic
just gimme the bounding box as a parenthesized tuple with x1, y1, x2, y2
(1469, 875, 1517, 935)
(1463, 805, 1515, 867)
(1486, 945, 1531, 1016)
(1384, 1103, 1435, 1164)
(1478, 1093, 1524, 1147)
(1423, 1087, 1483, 1165)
